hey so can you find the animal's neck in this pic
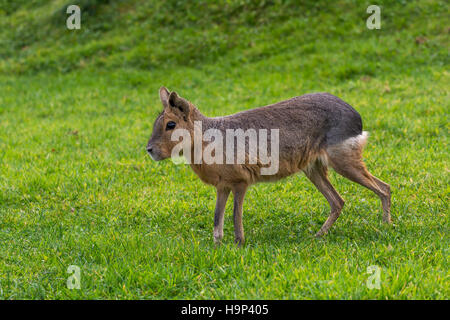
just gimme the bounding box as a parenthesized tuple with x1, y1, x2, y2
(190, 107, 208, 122)
(189, 107, 220, 131)
(184, 108, 223, 165)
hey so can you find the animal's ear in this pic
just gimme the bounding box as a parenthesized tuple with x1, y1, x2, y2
(159, 86, 170, 108)
(169, 91, 190, 118)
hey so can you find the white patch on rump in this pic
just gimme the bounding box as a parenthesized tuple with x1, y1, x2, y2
(341, 131, 369, 149)
(325, 131, 369, 160)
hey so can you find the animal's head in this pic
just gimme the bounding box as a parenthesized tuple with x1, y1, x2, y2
(146, 87, 195, 161)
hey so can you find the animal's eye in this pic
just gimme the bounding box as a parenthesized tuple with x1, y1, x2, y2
(166, 121, 176, 130)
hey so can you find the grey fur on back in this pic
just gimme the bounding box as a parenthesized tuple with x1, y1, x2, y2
(201, 92, 362, 150)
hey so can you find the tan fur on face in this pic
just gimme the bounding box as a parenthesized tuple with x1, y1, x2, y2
(147, 89, 201, 161)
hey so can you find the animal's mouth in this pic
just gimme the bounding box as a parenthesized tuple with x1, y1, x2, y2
(147, 150, 160, 161)
(147, 147, 165, 161)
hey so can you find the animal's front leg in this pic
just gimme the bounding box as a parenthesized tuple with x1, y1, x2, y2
(232, 184, 248, 246)
(213, 187, 231, 244)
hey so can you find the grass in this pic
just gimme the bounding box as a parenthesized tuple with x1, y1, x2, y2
(0, 0, 448, 299)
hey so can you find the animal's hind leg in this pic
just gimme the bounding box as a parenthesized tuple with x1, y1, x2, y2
(327, 145, 392, 223)
(304, 161, 345, 237)
(371, 176, 391, 223)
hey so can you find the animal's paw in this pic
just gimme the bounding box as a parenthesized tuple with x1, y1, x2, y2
(213, 237, 223, 246)
(234, 237, 245, 247)
(314, 229, 327, 238)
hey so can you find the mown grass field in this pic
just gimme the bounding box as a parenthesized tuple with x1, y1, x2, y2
(0, 0, 448, 299)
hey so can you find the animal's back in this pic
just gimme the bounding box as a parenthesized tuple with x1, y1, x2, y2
(212, 92, 363, 149)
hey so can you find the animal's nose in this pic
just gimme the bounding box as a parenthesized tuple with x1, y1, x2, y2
(147, 146, 153, 154)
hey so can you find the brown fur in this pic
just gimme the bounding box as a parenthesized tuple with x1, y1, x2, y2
(147, 87, 391, 245)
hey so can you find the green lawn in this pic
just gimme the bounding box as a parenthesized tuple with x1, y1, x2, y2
(0, 0, 448, 299)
